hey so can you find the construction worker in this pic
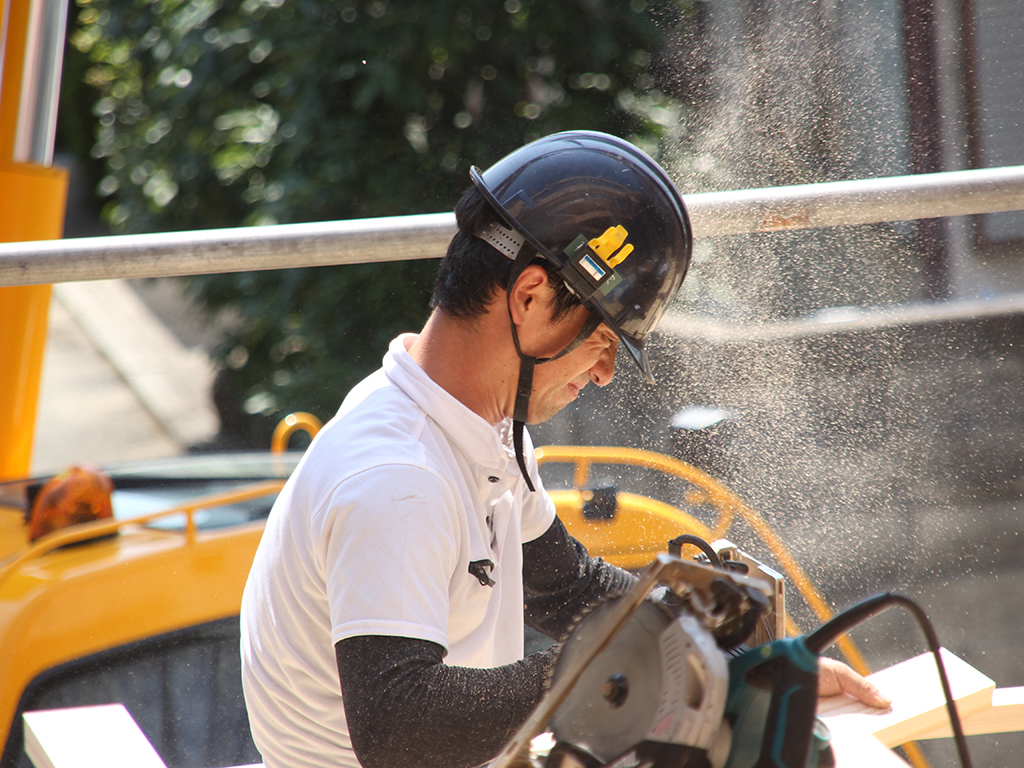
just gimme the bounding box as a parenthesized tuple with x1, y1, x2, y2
(239, 131, 887, 768)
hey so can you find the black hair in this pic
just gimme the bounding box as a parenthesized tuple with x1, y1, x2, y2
(431, 186, 581, 321)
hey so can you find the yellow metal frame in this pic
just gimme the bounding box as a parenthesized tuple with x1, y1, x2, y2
(537, 445, 870, 676)
(0, 162, 67, 482)
(271, 411, 323, 454)
(1, 0, 71, 481)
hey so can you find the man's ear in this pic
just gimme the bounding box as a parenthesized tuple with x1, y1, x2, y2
(507, 264, 553, 326)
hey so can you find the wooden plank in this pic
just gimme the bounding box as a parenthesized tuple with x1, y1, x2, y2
(23, 704, 167, 768)
(916, 686, 1024, 739)
(828, 724, 912, 768)
(817, 648, 995, 748)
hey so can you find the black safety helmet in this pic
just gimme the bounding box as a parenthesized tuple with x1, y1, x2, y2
(470, 129, 692, 382)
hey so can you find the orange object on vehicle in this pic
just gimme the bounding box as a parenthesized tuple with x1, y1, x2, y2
(28, 466, 114, 542)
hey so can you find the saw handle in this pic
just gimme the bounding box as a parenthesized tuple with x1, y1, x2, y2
(724, 638, 824, 768)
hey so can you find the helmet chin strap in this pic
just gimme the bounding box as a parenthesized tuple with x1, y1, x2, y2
(506, 283, 601, 493)
(479, 219, 602, 491)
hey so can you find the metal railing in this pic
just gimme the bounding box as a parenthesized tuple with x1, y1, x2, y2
(2, 164, 1024, 287)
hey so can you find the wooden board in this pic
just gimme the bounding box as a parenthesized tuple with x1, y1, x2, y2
(917, 685, 1024, 739)
(829, 726, 911, 768)
(23, 704, 167, 768)
(818, 648, 995, 748)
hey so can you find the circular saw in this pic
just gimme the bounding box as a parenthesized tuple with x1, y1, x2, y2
(490, 553, 812, 768)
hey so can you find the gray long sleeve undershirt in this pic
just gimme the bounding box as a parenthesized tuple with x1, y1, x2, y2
(334, 515, 637, 768)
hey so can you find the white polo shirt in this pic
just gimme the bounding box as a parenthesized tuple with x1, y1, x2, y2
(240, 334, 556, 768)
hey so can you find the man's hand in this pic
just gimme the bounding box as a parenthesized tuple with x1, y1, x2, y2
(818, 657, 892, 709)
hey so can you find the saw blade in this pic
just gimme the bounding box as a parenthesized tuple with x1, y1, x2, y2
(549, 598, 670, 763)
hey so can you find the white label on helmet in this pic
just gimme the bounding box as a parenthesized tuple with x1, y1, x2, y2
(580, 253, 608, 282)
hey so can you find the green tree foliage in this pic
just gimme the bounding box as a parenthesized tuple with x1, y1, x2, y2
(70, 0, 689, 446)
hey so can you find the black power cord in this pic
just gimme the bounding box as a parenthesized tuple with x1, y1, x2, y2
(667, 533, 723, 568)
(806, 592, 974, 768)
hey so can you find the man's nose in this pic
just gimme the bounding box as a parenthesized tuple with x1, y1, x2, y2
(589, 339, 618, 387)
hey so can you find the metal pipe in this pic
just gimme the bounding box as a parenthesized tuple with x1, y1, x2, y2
(12, 0, 68, 165)
(686, 163, 1024, 237)
(2, 164, 1024, 287)
(0, 212, 457, 287)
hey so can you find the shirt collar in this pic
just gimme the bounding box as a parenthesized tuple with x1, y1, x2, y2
(383, 334, 516, 474)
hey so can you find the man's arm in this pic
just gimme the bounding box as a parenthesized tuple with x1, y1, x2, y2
(522, 515, 636, 639)
(336, 635, 557, 768)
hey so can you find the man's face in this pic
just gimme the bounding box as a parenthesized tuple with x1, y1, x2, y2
(526, 305, 619, 424)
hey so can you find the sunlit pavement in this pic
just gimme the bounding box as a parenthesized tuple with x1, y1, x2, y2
(32, 280, 217, 474)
